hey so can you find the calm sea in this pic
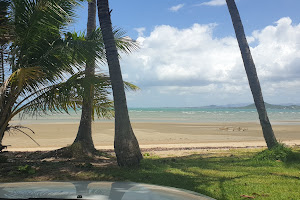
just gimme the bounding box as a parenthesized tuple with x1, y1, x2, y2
(12, 107, 300, 124)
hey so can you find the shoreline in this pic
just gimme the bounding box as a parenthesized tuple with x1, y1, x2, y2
(11, 120, 300, 125)
(3, 121, 300, 152)
(5, 140, 300, 152)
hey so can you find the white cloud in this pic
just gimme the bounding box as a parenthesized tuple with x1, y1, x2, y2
(134, 27, 146, 37)
(120, 17, 300, 106)
(169, 4, 184, 12)
(122, 23, 241, 87)
(251, 17, 300, 82)
(198, 0, 226, 6)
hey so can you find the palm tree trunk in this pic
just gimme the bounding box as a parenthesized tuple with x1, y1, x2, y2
(97, 0, 143, 166)
(226, 0, 278, 149)
(0, 121, 8, 145)
(73, 0, 97, 154)
(0, 46, 4, 83)
(0, 95, 13, 146)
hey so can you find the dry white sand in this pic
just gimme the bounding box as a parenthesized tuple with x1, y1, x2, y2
(3, 122, 300, 152)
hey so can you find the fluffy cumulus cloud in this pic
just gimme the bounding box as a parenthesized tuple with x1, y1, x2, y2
(120, 17, 300, 106)
(251, 18, 300, 82)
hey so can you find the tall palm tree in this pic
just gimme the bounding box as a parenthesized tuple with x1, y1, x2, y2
(225, 0, 278, 149)
(97, 0, 143, 166)
(73, 1, 140, 155)
(0, 0, 102, 149)
(73, 0, 97, 155)
(0, 0, 82, 147)
(0, 0, 12, 84)
(0, 0, 139, 152)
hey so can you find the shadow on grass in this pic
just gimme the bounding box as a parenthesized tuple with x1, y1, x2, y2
(1, 150, 300, 200)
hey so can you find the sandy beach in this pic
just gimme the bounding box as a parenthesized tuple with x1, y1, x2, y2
(3, 121, 300, 152)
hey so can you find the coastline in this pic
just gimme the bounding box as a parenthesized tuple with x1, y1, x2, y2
(3, 121, 300, 152)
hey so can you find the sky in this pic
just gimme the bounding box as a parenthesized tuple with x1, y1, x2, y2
(69, 0, 300, 107)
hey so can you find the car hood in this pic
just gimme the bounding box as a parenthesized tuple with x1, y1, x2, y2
(0, 181, 215, 200)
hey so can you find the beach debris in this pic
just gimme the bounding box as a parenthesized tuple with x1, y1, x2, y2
(0, 145, 9, 152)
(6, 125, 40, 146)
(252, 193, 270, 197)
(241, 192, 270, 199)
(240, 194, 255, 199)
(219, 126, 248, 132)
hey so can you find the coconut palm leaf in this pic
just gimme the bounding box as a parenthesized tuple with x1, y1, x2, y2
(18, 72, 138, 120)
(1, 0, 140, 148)
(9, 0, 86, 76)
(0, 0, 12, 85)
(114, 27, 139, 54)
(87, 27, 139, 64)
(0, 0, 88, 147)
(0, 67, 45, 122)
(124, 81, 140, 91)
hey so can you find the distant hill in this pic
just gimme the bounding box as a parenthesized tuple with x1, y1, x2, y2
(199, 102, 300, 109)
(237, 102, 300, 109)
(201, 105, 223, 109)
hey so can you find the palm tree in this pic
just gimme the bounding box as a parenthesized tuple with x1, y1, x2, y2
(73, 0, 97, 155)
(97, 0, 143, 166)
(225, 0, 278, 149)
(0, 67, 45, 148)
(0, 0, 139, 152)
(0, 0, 12, 85)
(72, 0, 139, 155)
(0, 0, 96, 149)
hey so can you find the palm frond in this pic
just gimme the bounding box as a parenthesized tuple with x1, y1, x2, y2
(124, 81, 140, 91)
(8, 67, 46, 96)
(6, 125, 40, 146)
(88, 27, 139, 64)
(18, 72, 113, 119)
(113, 27, 139, 54)
(9, 0, 83, 78)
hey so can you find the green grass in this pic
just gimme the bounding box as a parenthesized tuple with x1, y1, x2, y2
(1, 148, 300, 200)
(253, 143, 300, 162)
(103, 149, 300, 200)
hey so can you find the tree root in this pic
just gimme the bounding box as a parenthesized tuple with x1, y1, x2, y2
(40, 143, 110, 161)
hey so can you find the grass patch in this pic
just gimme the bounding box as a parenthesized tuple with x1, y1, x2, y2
(1, 148, 300, 199)
(17, 165, 36, 175)
(253, 143, 300, 162)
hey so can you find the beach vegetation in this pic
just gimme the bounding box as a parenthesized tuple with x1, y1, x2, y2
(97, 0, 143, 167)
(225, 0, 278, 149)
(253, 143, 300, 162)
(72, 0, 140, 157)
(73, 0, 98, 157)
(17, 164, 36, 175)
(0, 0, 139, 152)
(0, 0, 85, 150)
(1, 148, 300, 199)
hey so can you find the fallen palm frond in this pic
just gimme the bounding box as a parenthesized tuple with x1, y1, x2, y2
(6, 125, 40, 146)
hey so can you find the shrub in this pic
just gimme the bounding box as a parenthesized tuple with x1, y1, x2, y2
(18, 165, 36, 174)
(253, 143, 295, 162)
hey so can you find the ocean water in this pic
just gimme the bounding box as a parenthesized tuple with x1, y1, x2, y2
(12, 107, 300, 124)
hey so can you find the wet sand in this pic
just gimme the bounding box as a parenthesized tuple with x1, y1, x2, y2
(3, 121, 300, 152)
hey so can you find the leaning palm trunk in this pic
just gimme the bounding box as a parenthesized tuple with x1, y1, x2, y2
(97, 0, 143, 166)
(226, 0, 278, 149)
(73, 0, 97, 154)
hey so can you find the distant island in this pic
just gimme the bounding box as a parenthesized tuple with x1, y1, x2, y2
(201, 102, 300, 109)
(237, 102, 300, 109)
